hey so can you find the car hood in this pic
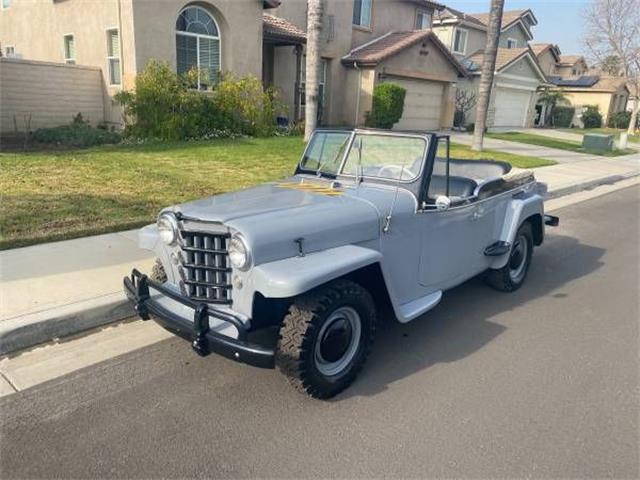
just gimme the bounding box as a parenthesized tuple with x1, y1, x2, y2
(174, 178, 383, 265)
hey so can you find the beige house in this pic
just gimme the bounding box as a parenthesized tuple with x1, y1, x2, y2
(0, 0, 273, 128)
(267, 0, 467, 129)
(530, 43, 561, 77)
(548, 77, 629, 127)
(432, 8, 545, 128)
(555, 55, 589, 77)
(1, 0, 467, 132)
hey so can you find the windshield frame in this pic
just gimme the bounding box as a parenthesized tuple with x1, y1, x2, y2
(297, 129, 430, 184)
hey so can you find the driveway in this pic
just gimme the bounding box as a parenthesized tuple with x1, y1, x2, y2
(1, 186, 638, 479)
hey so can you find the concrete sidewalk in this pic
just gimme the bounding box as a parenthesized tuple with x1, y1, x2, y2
(1, 153, 639, 355)
(450, 132, 606, 163)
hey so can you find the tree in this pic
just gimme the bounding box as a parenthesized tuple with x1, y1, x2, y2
(472, 0, 505, 151)
(538, 87, 568, 126)
(584, 0, 640, 135)
(600, 55, 623, 76)
(454, 89, 477, 128)
(304, 0, 323, 142)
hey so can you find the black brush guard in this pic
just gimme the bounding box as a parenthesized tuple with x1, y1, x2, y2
(123, 269, 274, 369)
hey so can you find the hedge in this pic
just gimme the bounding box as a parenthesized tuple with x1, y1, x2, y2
(365, 83, 406, 129)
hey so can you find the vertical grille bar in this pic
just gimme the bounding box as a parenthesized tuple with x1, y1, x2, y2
(180, 230, 232, 304)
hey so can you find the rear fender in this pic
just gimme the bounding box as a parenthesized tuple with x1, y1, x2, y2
(490, 193, 544, 269)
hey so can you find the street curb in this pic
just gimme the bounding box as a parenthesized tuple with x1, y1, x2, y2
(1, 171, 639, 356)
(545, 171, 640, 200)
(0, 293, 134, 356)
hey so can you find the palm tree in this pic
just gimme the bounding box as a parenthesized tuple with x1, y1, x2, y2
(537, 87, 568, 127)
(304, 0, 323, 142)
(472, 0, 505, 151)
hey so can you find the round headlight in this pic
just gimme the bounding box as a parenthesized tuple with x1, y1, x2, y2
(229, 234, 251, 271)
(157, 212, 179, 246)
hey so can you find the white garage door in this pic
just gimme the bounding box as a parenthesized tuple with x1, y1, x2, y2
(389, 78, 444, 131)
(493, 87, 533, 127)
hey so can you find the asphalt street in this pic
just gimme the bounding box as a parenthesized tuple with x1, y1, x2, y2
(1, 186, 638, 479)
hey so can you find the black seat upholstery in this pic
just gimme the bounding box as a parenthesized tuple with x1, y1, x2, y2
(429, 175, 477, 199)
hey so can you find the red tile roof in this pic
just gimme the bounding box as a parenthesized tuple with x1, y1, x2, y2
(263, 14, 306, 43)
(341, 30, 467, 76)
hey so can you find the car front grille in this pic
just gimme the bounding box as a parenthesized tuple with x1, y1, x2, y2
(179, 230, 232, 304)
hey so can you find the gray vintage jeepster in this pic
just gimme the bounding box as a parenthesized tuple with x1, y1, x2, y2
(124, 128, 558, 398)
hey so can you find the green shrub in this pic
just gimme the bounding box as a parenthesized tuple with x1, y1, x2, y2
(551, 106, 575, 128)
(581, 105, 602, 128)
(607, 111, 631, 129)
(365, 83, 406, 129)
(115, 61, 284, 140)
(32, 122, 121, 147)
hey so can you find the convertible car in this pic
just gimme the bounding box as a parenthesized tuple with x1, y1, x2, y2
(124, 128, 558, 398)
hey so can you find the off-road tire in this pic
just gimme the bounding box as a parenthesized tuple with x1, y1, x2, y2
(275, 279, 376, 399)
(150, 258, 167, 283)
(485, 221, 533, 292)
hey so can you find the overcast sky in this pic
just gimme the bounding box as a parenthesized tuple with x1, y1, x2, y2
(443, 0, 590, 58)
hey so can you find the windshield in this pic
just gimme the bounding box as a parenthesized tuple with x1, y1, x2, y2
(299, 131, 351, 176)
(342, 134, 426, 181)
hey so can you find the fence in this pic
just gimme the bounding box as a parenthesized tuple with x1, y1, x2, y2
(0, 57, 105, 133)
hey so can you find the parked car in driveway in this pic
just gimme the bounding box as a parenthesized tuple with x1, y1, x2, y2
(124, 128, 558, 399)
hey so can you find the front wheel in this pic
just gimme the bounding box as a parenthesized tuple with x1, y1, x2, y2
(275, 279, 376, 399)
(485, 222, 533, 292)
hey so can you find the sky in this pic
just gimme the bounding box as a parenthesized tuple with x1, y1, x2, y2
(443, 0, 591, 57)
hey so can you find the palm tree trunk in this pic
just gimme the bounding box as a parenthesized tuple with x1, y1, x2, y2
(471, 0, 505, 151)
(304, 0, 323, 142)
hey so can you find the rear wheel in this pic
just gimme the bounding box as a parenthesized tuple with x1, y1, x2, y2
(485, 222, 533, 292)
(275, 279, 376, 399)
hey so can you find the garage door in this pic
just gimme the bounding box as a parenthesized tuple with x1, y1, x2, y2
(388, 78, 444, 131)
(493, 87, 533, 127)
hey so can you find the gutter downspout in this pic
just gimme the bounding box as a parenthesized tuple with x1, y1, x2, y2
(354, 61, 362, 126)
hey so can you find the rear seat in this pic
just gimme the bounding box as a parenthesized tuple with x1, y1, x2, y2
(429, 175, 477, 200)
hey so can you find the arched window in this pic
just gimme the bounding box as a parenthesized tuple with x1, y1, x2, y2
(176, 6, 221, 89)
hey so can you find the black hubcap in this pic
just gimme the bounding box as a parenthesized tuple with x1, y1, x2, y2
(319, 318, 353, 363)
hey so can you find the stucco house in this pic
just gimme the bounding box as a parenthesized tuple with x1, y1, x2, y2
(0, 0, 468, 132)
(530, 43, 561, 77)
(432, 8, 545, 128)
(555, 55, 589, 78)
(546, 76, 629, 127)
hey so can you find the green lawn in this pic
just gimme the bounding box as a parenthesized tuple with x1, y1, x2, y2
(487, 132, 635, 156)
(559, 127, 640, 144)
(0, 136, 554, 249)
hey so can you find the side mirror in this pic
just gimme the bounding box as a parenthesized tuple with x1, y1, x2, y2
(435, 195, 451, 211)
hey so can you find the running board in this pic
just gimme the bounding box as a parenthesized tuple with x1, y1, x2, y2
(484, 241, 511, 256)
(397, 291, 442, 323)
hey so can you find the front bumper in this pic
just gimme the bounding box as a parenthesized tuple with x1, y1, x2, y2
(123, 269, 275, 369)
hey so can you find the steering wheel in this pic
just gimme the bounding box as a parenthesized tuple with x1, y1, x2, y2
(377, 165, 409, 179)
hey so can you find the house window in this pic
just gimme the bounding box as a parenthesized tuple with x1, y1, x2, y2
(176, 6, 221, 90)
(300, 58, 328, 121)
(452, 28, 467, 54)
(507, 38, 518, 49)
(1, 0, 11, 9)
(352, 0, 372, 28)
(415, 10, 431, 30)
(63, 34, 75, 64)
(106, 29, 121, 85)
(5, 45, 15, 57)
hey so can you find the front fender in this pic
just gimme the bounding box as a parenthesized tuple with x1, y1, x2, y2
(491, 193, 544, 269)
(250, 245, 383, 298)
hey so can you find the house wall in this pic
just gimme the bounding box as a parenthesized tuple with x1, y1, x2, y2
(498, 22, 529, 48)
(130, 0, 263, 79)
(0, 58, 105, 133)
(0, 0, 135, 124)
(536, 49, 557, 76)
(350, 0, 436, 48)
(562, 89, 626, 124)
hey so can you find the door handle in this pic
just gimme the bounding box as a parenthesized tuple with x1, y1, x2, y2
(471, 208, 485, 221)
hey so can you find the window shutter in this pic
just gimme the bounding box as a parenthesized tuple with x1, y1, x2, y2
(107, 30, 119, 57)
(198, 37, 220, 85)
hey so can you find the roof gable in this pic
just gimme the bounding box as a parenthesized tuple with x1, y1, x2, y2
(465, 47, 546, 81)
(342, 29, 468, 76)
